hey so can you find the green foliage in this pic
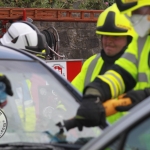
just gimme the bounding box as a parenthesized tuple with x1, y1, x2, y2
(52, 0, 75, 9)
(0, 0, 115, 9)
(0, 0, 52, 7)
(79, 0, 108, 10)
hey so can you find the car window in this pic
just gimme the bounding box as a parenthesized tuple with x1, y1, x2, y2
(103, 116, 150, 150)
(0, 60, 101, 144)
(123, 116, 150, 150)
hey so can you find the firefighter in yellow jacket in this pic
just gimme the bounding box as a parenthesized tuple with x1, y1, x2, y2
(71, 3, 137, 124)
(69, 2, 150, 131)
(72, 3, 135, 94)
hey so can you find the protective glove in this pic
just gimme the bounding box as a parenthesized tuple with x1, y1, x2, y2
(115, 88, 150, 111)
(0, 74, 13, 96)
(103, 97, 131, 116)
(73, 95, 107, 131)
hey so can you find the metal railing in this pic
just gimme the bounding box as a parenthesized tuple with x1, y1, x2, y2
(0, 8, 103, 22)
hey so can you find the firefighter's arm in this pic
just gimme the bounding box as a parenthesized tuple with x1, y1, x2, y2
(115, 88, 150, 111)
(103, 88, 150, 116)
(83, 64, 136, 102)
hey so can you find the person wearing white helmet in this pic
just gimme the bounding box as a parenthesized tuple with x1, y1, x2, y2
(0, 21, 51, 130)
(0, 21, 51, 59)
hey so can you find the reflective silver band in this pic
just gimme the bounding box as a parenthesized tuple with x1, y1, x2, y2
(138, 73, 148, 82)
(105, 71, 125, 95)
(137, 37, 148, 82)
(121, 52, 137, 66)
(84, 53, 101, 87)
(101, 75, 118, 98)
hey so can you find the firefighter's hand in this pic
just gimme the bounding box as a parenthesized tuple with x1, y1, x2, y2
(0, 74, 13, 96)
(74, 95, 107, 131)
(115, 88, 150, 111)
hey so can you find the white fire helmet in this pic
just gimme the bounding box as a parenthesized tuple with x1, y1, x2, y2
(0, 21, 49, 53)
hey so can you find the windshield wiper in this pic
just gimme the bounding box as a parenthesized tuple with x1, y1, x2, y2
(0, 142, 62, 150)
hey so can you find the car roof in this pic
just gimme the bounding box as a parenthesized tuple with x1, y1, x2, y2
(0, 45, 35, 61)
(81, 96, 150, 150)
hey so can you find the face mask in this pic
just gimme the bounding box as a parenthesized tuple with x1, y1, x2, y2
(126, 14, 150, 37)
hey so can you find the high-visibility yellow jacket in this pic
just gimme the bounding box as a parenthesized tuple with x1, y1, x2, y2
(72, 48, 127, 124)
(84, 36, 150, 105)
(72, 48, 126, 94)
(72, 53, 102, 94)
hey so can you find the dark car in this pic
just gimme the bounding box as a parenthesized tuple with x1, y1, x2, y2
(81, 96, 150, 150)
(0, 45, 102, 150)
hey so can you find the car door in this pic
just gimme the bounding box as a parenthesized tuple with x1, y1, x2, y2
(81, 97, 150, 150)
(103, 113, 150, 150)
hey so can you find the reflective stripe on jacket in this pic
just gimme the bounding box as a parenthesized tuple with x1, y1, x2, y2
(71, 53, 103, 93)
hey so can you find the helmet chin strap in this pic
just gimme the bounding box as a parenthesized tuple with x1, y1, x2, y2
(100, 35, 103, 50)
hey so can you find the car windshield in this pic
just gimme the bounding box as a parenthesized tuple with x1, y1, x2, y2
(0, 60, 101, 145)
